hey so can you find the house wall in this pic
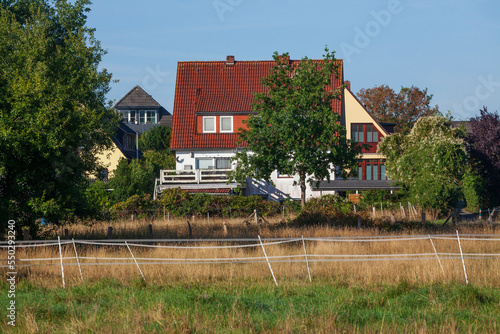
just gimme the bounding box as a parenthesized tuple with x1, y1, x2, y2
(344, 88, 387, 160)
(96, 142, 126, 177)
(195, 115, 249, 133)
(175, 150, 336, 201)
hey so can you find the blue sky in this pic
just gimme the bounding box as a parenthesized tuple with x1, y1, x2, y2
(86, 0, 500, 120)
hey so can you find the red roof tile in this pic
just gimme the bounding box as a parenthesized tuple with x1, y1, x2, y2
(171, 58, 343, 150)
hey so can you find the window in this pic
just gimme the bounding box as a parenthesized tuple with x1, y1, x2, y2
(381, 164, 387, 180)
(357, 159, 387, 181)
(124, 134, 135, 150)
(139, 110, 146, 124)
(121, 111, 129, 122)
(203, 116, 216, 133)
(146, 110, 156, 124)
(220, 116, 233, 133)
(216, 158, 231, 169)
(129, 110, 136, 124)
(352, 124, 364, 142)
(197, 158, 213, 169)
(351, 124, 379, 143)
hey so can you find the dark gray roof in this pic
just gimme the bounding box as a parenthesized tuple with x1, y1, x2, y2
(114, 85, 162, 109)
(313, 179, 401, 191)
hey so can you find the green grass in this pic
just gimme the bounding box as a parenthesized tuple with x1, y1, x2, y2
(1, 279, 499, 333)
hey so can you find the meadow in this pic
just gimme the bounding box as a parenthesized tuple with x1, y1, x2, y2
(1, 217, 499, 333)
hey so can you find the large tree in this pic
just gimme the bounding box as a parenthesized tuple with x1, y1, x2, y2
(378, 116, 468, 215)
(231, 49, 361, 208)
(0, 0, 117, 230)
(467, 107, 500, 206)
(356, 85, 440, 134)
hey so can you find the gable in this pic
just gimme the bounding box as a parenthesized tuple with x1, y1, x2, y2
(171, 56, 344, 150)
(115, 85, 163, 109)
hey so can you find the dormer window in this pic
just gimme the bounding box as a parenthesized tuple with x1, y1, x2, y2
(121, 110, 157, 124)
(203, 116, 216, 133)
(220, 116, 233, 133)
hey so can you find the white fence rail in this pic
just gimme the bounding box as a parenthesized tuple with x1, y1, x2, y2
(1, 233, 499, 286)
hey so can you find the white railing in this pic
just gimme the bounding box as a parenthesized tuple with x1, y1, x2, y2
(160, 169, 232, 184)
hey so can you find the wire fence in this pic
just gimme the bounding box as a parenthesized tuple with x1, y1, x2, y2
(1, 233, 499, 287)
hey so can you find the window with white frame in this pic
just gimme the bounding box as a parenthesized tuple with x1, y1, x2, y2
(203, 116, 216, 133)
(146, 110, 156, 124)
(220, 116, 233, 133)
(197, 158, 214, 169)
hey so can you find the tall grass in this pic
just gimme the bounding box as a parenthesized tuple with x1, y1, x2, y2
(3, 219, 499, 289)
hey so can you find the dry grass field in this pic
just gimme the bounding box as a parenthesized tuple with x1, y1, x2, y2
(1, 218, 499, 333)
(4, 217, 499, 288)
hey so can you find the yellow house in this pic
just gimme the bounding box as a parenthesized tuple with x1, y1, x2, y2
(313, 83, 400, 194)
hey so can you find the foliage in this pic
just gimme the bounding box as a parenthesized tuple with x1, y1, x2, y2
(356, 85, 440, 134)
(111, 194, 154, 218)
(107, 158, 155, 203)
(0, 0, 117, 230)
(292, 194, 362, 227)
(358, 190, 400, 209)
(139, 125, 172, 152)
(378, 116, 467, 216)
(156, 188, 294, 217)
(467, 107, 500, 206)
(461, 165, 487, 211)
(142, 150, 176, 175)
(231, 48, 361, 208)
(83, 180, 112, 218)
(107, 150, 174, 204)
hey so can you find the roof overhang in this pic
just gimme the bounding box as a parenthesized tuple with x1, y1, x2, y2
(313, 180, 401, 191)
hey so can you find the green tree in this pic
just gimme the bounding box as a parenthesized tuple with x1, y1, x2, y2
(231, 49, 361, 208)
(0, 1, 117, 230)
(108, 158, 155, 203)
(378, 116, 467, 215)
(139, 125, 172, 152)
(356, 85, 440, 134)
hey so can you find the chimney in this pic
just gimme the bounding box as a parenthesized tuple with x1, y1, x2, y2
(226, 55, 235, 66)
(345, 80, 351, 91)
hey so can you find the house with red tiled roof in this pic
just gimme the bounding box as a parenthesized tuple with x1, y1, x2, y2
(161, 55, 398, 199)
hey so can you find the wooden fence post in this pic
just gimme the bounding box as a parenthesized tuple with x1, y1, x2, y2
(187, 220, 192, 238)
(357, 216, 362, 229)
(107, 226, 113, 239)
(254, 209, 259, 225)
(148, 224, 153, 238)
(64, 229, 69, 239)
(421, 212, 426, 226)
(23, 229, 30, 241)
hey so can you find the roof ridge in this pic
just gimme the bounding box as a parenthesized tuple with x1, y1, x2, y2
(114, 85, 162, 108)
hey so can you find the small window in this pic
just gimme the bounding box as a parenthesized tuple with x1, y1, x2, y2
(197, 158, 213, 169)
(203, 116, 216, 133)
(373, 164, 379, 180)
(139, 110, 146, 124)
(146, 110, 156, 124)
(184, 165, 193, 170)
(216, 158, 231, 169)
(381, 165, 387, 180)
(220, 116, 233, 133)
(121, 111, 129, 122)
(358, 166, 363, 180)
(130, 110, 136, 124)
(351, 124, 364, 143)
(366, 124, 373, 142)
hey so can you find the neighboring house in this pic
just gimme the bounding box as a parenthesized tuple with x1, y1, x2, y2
(97, 85, 172, 178)
(164, 55, 397, 199)
(314, 85, 400, 194)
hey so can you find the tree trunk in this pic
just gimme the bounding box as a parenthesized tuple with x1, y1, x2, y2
(299, 171, 307, 209)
